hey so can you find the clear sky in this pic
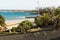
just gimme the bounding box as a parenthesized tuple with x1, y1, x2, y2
(0, 0, 60, 10)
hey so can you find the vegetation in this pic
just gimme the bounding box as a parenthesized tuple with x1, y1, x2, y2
(36, 7, 60, 29)
(0, 15, 6, 27)
(35, 13, 52, 28)
(0, 7, 60, 34)
(0, 15, 6, 32)
(11, 27, 17, 32)
(55, 7, 60, 15)
(16, 26, 21, 32)
(55, 14, 60, 29)
(17, 20, 33, 33)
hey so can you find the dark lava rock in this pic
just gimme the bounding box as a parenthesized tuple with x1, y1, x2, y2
(0, 30, 60, 40)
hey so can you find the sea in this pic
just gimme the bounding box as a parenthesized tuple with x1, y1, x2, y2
(0, 12, 38, 21)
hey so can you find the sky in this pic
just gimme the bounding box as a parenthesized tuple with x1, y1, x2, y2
(0, 0, 60, 10)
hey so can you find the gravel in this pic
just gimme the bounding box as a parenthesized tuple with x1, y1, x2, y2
(0, 30, 59, 40)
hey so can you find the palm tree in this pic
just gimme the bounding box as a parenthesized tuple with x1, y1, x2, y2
(0, 15, 6, 31)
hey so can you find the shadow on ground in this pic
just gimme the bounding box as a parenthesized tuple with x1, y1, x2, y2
(50, 37, 60, 40)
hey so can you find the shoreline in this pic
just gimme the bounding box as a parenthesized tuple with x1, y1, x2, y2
(5, 18, 34, 29)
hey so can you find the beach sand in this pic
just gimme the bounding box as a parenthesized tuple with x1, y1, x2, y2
(5, 18, 34, 29)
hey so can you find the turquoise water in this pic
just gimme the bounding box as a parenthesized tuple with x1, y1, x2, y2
(0, 12, 38, 21)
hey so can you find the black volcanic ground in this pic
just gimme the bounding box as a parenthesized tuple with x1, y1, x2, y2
(0, 29, 60, 40)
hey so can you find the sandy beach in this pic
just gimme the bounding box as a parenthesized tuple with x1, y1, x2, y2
(5, 18, 34, 29)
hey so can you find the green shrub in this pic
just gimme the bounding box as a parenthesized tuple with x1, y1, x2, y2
(35, 13, 52, 27)
(55, 8, 60, 15)
(11, 27, 17, 32)
(16, 26, 21, 32)
(17, 20, 33, 33)
(55, 14, 60, 29)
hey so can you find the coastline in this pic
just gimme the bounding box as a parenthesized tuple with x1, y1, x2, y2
(5, 18, 34, 29)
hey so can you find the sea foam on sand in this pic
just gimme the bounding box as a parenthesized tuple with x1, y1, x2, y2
(5, 18, 34, 29)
